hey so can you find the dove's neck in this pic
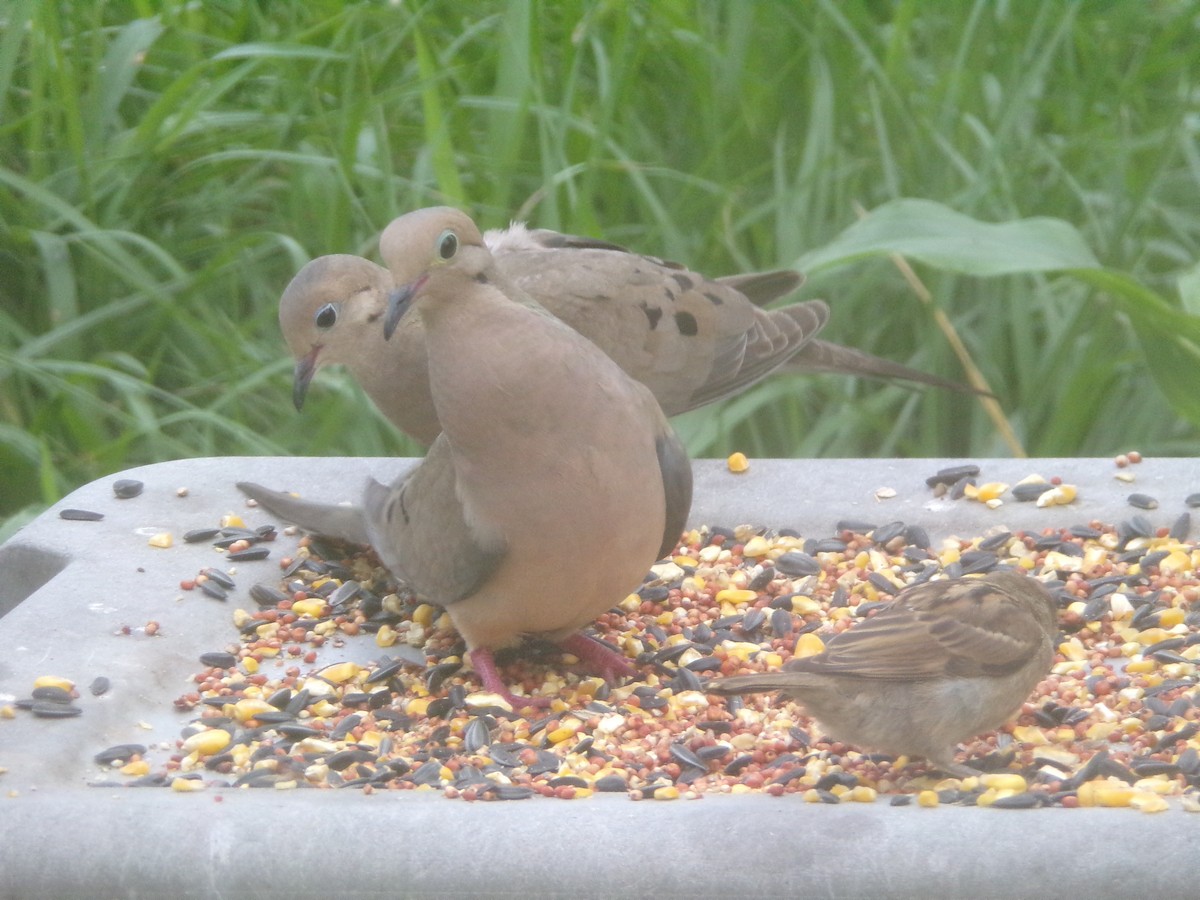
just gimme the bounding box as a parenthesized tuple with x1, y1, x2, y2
(420, 274, 633, 457)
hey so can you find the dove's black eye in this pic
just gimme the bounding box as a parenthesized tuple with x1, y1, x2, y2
(437, 230, 458, 260)
(314, 303, 338, 330)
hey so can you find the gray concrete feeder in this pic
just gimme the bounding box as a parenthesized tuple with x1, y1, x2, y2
(1, 457, 1196, 898)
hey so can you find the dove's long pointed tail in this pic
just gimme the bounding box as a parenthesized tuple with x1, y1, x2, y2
(236, 481, 371, 545)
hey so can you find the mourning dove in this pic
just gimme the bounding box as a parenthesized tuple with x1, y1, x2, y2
(282, 209, 968, 446)
(256, 210, 692, 710)
(707, 570, 1059, 776)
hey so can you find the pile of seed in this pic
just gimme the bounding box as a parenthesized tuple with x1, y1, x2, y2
(91, 468, 1200, 810)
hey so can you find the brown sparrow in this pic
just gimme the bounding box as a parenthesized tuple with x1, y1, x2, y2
(708, 569, 1060, 777)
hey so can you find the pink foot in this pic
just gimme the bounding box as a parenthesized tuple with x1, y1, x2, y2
(468, 648, 551, 711)
(559, 633, 636, 683)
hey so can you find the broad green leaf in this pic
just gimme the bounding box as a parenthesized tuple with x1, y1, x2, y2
(797, 198, 1101, 275)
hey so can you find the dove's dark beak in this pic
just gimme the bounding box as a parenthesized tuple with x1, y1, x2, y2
(293, 346, 321, 411)
(383, 275, 427, 340)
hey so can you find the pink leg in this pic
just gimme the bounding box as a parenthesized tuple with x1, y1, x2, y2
(468, 647, 550, 710)
(559, 633, 636, 683)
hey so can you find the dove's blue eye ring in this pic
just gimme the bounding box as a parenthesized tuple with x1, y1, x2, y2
(437, 230, 458, 260)
(314, 303, 338, 329)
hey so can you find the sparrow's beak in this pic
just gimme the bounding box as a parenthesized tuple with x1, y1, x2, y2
(292, 345, 321, 410)
(383, 275, 427, 340)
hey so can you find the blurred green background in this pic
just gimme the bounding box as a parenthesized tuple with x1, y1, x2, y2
(3, 0, 1200, 540)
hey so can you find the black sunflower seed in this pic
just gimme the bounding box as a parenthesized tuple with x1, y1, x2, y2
(254, 710, 295, 724)
(113, 479, 144, 499)
(487, 744, 523, 769)
(835, 519, 877, 535)
(669, 743, 706, 770)
(639, 584, 671, 602)
(327, 748, 374, 771)
(454, 766, 488, 788)
(867, 573, 899, 594)
(594, 774, 628, 792)
(1176, 748, 1200, 774)
(59, 508, 104, 521)
(426, 661, 462, 694)
(226, 546, 270, 562)
(815, 771, 858, 791)
(250, 583, 288, 608)
(991, 792, 1043, 809)
(199, 651, 238, 669)
(775, 551, 820, 577)
(958, 550, 998, 574)
(948, 475, 975, 499)
(409, 759, 446, 786)
(723, 754, 754, 775)
(905, 525, 931, 549)
(1128, 493, 1158, 510)
(1170, 512, 1191, 540)
(670, 667, 703, 692)
(184, 528, 221, 543)
(1154, 722, 1199, 752)
(977, 531, 1013, 551)
(1127, 515, 1156, 539)
(329, 580, 361, 608)
(234, 770, 282, 788)
(365, 659, 406, 684)
(480, 784, 534, 801)
(813, 538, 848, 554)
(284, 689, 313, 717)
(740, 608, 766, 634)
(198, 580, 228, 601)
(278, 724, 322, 740)
(654, 642, 693, 664)
(32, 701, 81, 718)
(464, 717, 491, 753)
(89, 676, 110, 696)
(1130, 760, 1179, 777)
(770, 608, 794, 636)
(325, 713, 362, 741)
(925, 464, 980, 487)
(197, 569, 234, 591)
(94, 744, 147, 765)
(1011, 482, 1050, 502)
(570, 736, 595, 755)
(281, 556, 308, 578)
(871, 521, 907, 545)
(1142, 636, 1187, 657)
(747, 566, 775, 591)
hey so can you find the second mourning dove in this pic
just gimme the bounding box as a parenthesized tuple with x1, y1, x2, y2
(282, 208, 970, 446)
(264, 210, 692, 710)
(706, 570, 1060, 776)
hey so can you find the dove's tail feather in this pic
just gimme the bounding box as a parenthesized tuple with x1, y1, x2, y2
(787, 339, 990, 396)
(236, 482, 371, 545)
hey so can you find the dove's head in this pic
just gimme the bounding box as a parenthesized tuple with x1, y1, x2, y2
(381, 207, 494, 339)
(278, 254, 393, 410)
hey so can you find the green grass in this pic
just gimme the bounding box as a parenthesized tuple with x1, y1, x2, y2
(2, 0, 1199, 538)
